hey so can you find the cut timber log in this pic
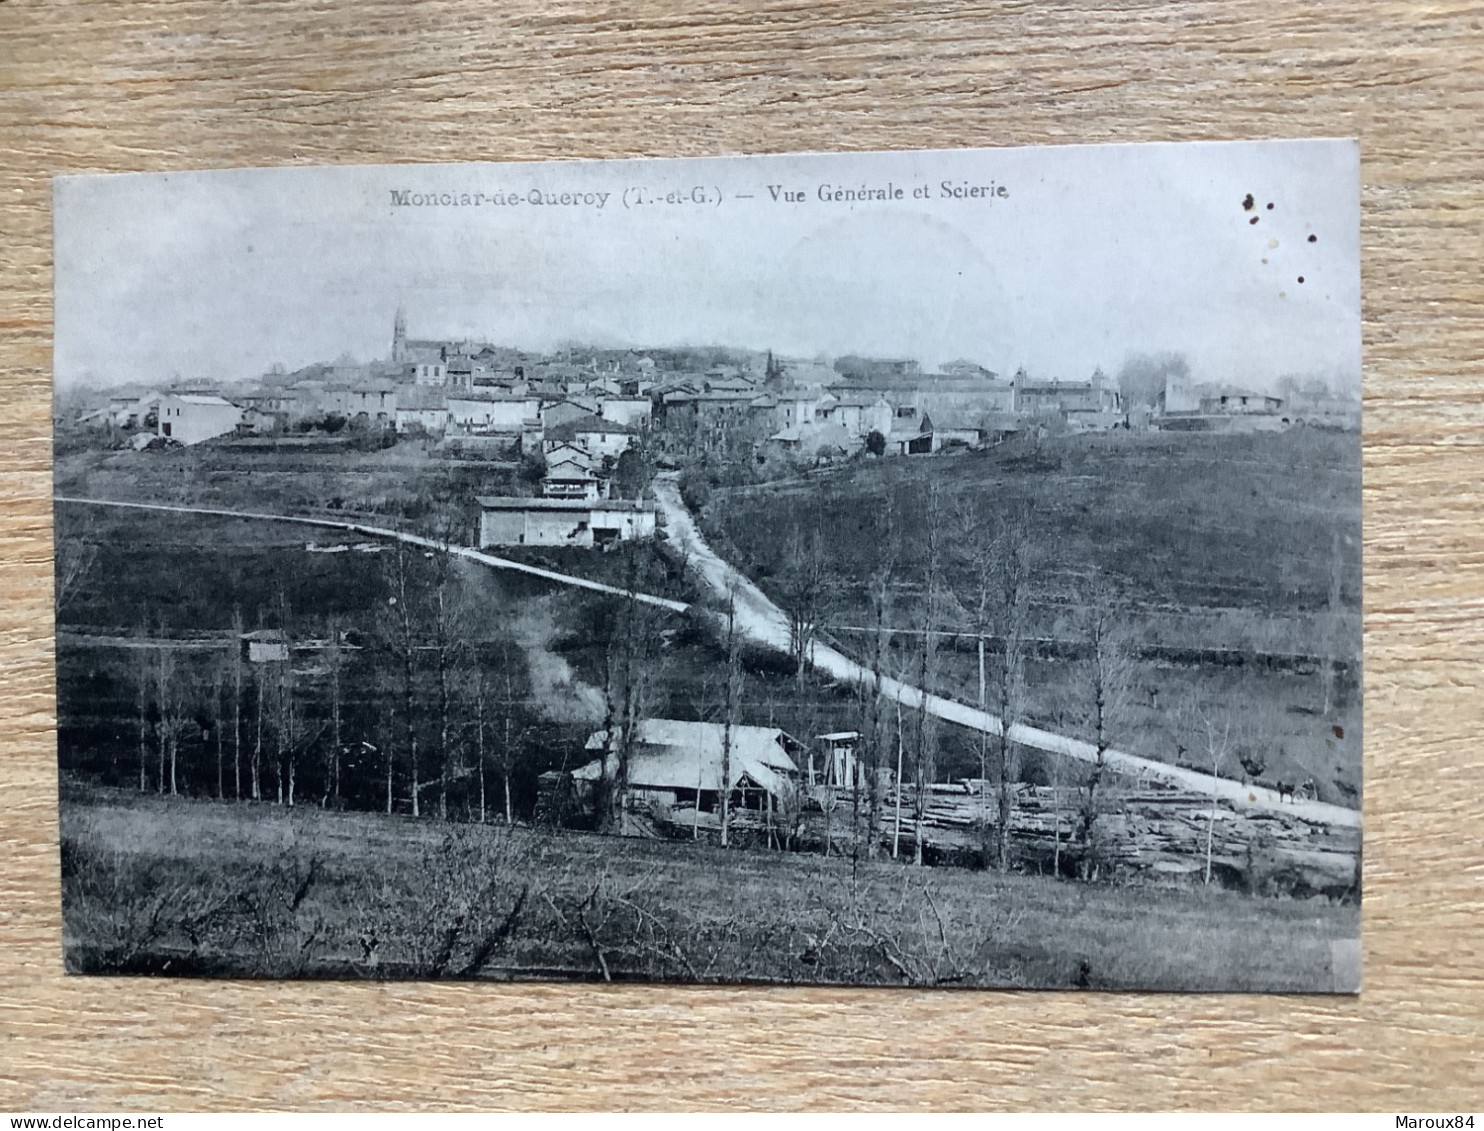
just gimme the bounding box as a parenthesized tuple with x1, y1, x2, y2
(866, 782, 1359, 895)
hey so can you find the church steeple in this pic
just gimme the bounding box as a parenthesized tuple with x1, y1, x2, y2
(392, 306, 408, 363)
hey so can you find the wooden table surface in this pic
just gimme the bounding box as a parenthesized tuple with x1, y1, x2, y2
(2, 0, 1481, 1112)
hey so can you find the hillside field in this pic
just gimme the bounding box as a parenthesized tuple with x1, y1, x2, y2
(53, 503, 872, 817)
(698, 427, 1363, 802)
(61, 785, 1358, 991)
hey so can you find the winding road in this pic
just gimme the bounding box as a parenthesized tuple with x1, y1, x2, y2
(651, 475, 1361, 830)
(58, 489, 1360, 828)
(54, 496, 688, 613)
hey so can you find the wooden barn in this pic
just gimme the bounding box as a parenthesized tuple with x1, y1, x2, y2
(568, 718, 804, 834)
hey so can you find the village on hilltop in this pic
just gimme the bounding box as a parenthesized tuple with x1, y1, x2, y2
(68, 309, 1360, 554)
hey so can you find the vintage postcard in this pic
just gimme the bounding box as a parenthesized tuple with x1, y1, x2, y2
(52, 141, 1362, 991)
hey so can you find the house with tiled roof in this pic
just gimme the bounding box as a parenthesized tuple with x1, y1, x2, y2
(542, 413, 638, 459)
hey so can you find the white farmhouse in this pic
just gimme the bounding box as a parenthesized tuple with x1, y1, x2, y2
(157, 394, 242, 446)
(477, 495, 656, 549)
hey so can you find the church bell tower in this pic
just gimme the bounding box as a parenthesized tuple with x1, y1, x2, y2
(392, 306, 408, 363)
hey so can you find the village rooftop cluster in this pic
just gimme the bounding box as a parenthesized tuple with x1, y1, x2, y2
(71, 308, 1360, 553)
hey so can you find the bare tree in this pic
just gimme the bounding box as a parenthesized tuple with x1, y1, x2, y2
(134, 616, 151, 793)
(597, 652, 622, 834)
(210, 657, 225, 799)
(719, 585, 743, 848)
(599, 551, 664, 835)
(382, 540, 422, 818)
(55, 514, 98, 614)
(323, 615, 345, 808)
(1188, 699, 1233, 886)
(1076, 575, 1134, 882)
(1323, 529, 1346, 718)
(779, 522, 834, 687)
(950, 501, 998, 853)
(251, 642, 265, 802)
(382, 703, 396, 815)
(951, 502, 1031, 871)
(892, 698, 907, 859)
(863, 498, 898, 860)
(909, 485, 943, 866)
(273, 590, 295, 806)
(428, 548, 470, 821)
(1051, 736, 1065, 878)
(231, 607, 244, 801)
(474, 666, 489, 824)
(496, 643, 525, 826)
(154, 645, 187, 797)
(990, 525, 1031, 872)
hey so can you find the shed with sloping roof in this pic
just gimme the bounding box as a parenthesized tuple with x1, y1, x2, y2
(574, 719, 803, 821)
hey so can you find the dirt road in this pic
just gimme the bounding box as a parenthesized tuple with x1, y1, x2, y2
(652, 474, 1361, 830)
(55, 495, 689, 613)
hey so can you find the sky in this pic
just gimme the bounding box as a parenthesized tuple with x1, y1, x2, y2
(53, 139, 1361, 394)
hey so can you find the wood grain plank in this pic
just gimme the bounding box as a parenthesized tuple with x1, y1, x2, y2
(2, 0, 1481, 1110)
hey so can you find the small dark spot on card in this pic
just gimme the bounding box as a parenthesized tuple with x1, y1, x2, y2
(1266, 202, 1274, 210)
(1242, 193, 1255, 211)
(1297, 276, 1305, 284)
(1332, 724, 1344, 739)
(1249, 216, 1259, 225)
(1308, 234, 1317, 243)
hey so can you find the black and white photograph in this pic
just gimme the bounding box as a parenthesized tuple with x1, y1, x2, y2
(52, 140, 1362, 992)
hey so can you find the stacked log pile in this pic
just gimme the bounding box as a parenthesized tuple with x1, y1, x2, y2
(837, 780, 1360, 896)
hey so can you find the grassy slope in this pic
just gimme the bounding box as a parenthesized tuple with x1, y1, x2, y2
(708, 429, 1361, 623)
(701, 429, 1364, 799)
(61, 787, 1356, 991)
(53, 501, 860, 815)
(53, 438, 519, 538)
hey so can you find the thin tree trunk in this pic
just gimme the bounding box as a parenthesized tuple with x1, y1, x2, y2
(403, 645, 417, 817)
(275, 662, 287, 806)
(1324, 530, 1343, 717)
(476, 671, 487, 824)
(721, 721, 732, 849)
(693, 754, 703, 840)
(822, 791, 832, 857)
(155, 647, 168, 796)
(912, 490, 940, 867)
(503, 714, 513, 825)
(437, 589, 450, 822)
(1052, 759, 1062, 877)
(1204, 800, 1217, 885)
(410, 735, 420, 818)
(136, 644, 149, 793)
(912, 629, 931, 867)
(721, 592, 739, 849)
(978, 633, 991, 855)
(232, 610, 243, 800)
(252, 669, 263, 801)
(893, 699, 904, 860)
(385, 707, 395, 815)
(329, 621, 342, 807)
